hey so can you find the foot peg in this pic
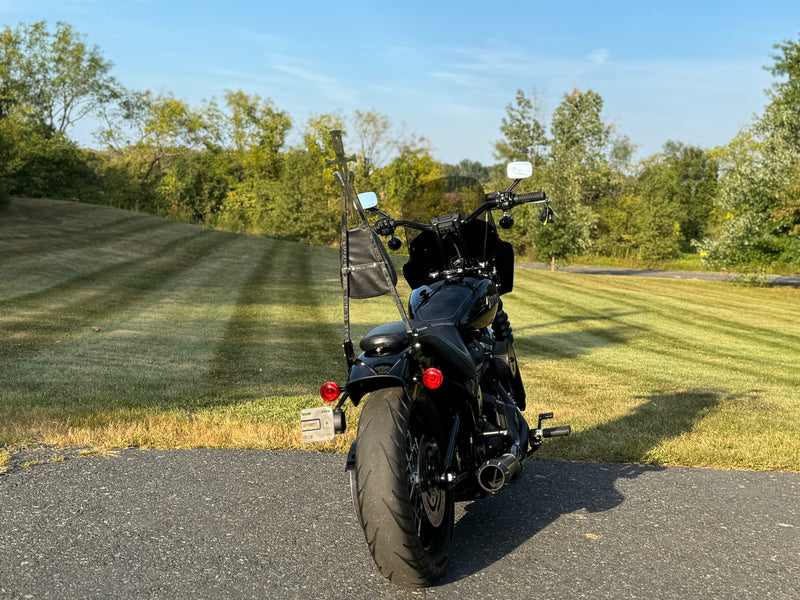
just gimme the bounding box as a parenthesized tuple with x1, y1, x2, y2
(537, 412, 553, 428)
(529, 412, 570, 455)
(542, 425, 571, 437)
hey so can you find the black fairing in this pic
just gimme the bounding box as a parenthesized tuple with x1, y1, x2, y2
(403, 219, 515, 294)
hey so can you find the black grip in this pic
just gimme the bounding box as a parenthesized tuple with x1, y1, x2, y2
(542, 425, 571, 438)
(514, 191, 547, 204)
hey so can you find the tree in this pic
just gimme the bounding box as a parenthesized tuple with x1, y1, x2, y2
(156, 148, 232, 223)
(633, 141, 718, 258)
(277, 112, 345, 244)
(212, 112, 342, 242)
(530, 155, 600, 267)
(352, 109, 391, 182)
(551, 89, 610, 163)
(767, 28, 800, 141)
(493, 89, 548, 165)
(98, 91, 221, 180)
(222, 90, 291, 179)
(0, 21, 120, 135)
(443, 159, 491, 183)
(370, 145, 442, 218)
(525, 89, 615, 265)
(697, 30, 800, 270)
(697, 103, 800, 268)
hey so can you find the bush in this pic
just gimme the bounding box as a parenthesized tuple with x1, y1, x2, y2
(6, 133, 104, 201)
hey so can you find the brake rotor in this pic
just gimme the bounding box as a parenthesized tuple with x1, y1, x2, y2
(416, 435, 446, 527)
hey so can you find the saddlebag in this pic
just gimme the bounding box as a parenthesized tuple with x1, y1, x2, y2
(345, 225, 398, 299)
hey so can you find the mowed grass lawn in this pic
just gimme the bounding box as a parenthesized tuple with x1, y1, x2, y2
(2, 197, 799, 471)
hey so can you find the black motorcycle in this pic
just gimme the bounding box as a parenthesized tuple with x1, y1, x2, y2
(301, 130, 570, 588)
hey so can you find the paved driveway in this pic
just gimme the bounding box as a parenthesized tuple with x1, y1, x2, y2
(2, 448, 798, 599)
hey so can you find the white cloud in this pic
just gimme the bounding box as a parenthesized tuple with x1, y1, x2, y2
(589, 48, 611, 65)
(268, 55, 359, 107)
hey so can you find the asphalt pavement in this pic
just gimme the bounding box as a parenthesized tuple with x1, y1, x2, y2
(1, 448, 798, 599)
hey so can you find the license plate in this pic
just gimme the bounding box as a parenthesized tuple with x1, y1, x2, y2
(300, 406, 335, 443)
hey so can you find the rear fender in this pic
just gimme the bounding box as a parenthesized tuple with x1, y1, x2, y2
(345, 349, 412, 405)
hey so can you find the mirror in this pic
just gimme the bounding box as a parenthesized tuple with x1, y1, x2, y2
(506, 161, 533, 180)
(357, 191, 378, 210)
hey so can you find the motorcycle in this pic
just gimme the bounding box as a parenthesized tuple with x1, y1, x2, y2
(301, 130, 570, 588)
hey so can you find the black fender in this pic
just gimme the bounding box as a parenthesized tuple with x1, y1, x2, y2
(345, 348, 413, 405)
(344, 349, 412, 473)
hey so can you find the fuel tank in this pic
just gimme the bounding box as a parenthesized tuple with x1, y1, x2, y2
(409, 277, 500, 330)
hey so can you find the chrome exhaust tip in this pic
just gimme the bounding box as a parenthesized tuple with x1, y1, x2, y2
(477, 453, 522, 493)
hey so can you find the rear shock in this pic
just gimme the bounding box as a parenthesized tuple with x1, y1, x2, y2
(492, 307, 514, 343)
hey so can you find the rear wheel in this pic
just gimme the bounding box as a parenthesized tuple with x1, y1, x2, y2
(353, 386, 454, 588)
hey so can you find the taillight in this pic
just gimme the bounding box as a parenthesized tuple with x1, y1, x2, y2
(320, 382, 341, 403)
(422, 368, 443, 389)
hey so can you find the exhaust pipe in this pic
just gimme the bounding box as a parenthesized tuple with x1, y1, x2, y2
(477, 452, 522, 493)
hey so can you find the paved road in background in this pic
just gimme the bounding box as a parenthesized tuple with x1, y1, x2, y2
(519, 262, 800, 286)
(1, 449, 798, 599)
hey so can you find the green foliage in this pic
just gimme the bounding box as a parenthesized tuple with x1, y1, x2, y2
(223, 90, 291, 179)
(550, 89, 611, 166)
(157, 148, 232, 222)
(209, 177, 276, 234)
(0, 21, 119, 203)
(768, 27, 800, 138)
(260, 112, 343, 244)
(698, 105, 800, 269)
(493, 89, 548, 165)
(92, 150, 158, 212)
(0, 116, 15, 202)
(637, 142, 718, 247)
(0, 21, 120, 134)
(370, 146, 442, 218)
(609, 141, 720, 260)
(442, 159, 491, 183)
(352, 108, 391, 182)
(209, 112, 342, 242)
(1, 123, 103, 201)
(526, 90, 622, 263)
(528, 197, 599, 264)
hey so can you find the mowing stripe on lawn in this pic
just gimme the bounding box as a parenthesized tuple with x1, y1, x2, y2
(1, 232, 234, 361)
(2, 199, 798, 467)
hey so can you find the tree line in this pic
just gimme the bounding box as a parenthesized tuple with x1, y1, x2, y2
(2, 21, 799, 273)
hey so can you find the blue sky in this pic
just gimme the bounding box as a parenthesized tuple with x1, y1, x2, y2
(2, 0, 799, 164)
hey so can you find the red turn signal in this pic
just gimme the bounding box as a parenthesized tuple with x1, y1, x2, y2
(320, 382, 341, 403)
(422, 368, 444, 389)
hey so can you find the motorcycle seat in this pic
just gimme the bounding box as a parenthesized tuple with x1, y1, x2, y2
(360, 321, 410, 354)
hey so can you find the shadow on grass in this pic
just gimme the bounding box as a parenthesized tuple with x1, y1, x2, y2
(206, 241, 343, 394)
(443, 388, 731, 584)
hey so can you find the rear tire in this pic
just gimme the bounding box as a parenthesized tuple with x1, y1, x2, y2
(353, 386, 454, 588)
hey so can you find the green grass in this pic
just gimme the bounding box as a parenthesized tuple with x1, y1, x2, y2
(2, 197, 799, 471)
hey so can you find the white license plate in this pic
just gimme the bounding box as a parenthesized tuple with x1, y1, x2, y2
(300, 406, 335, 443)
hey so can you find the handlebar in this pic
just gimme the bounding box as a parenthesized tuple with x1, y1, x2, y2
(467, 190, 548, 221)
(484, 190, 547, 210)
(513, 191, 547, 204)
(369, 189, 550, 235)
